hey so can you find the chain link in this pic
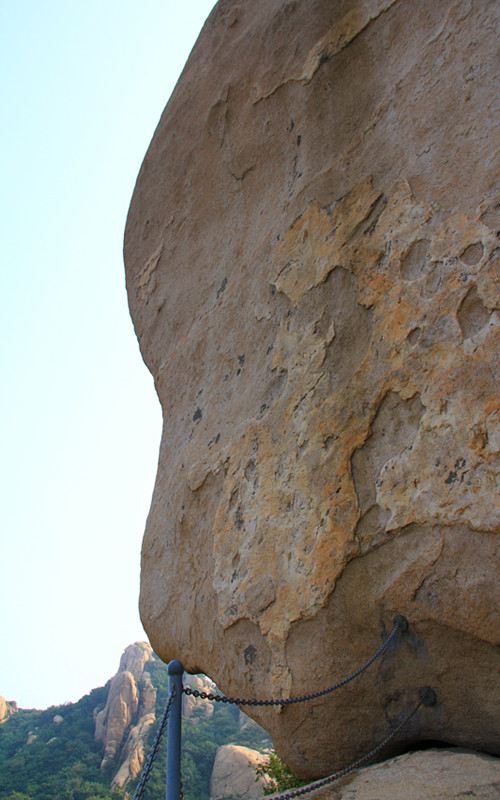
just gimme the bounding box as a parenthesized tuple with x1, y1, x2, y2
(131, 616, 413, 800)
(183, 618, 404, 707)
(267, 699, 422, 799)
(132, 687, 176, 800)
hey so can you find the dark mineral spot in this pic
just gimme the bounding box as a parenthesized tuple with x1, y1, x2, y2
(193, 407, 203, 422)
(208, 432, 221, 448)
(244, 645, 257, 665)
(235, 506, 244, 529)
(216, 277, 228, 298)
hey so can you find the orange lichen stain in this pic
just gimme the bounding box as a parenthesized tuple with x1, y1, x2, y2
(210, 180, 499, 642)
(470, 425, 487, 450)
(377, 299, 416, 345)
(273, 178, 381, 304)
(359, 271, 390, 307)
(484, 399, 500, 416)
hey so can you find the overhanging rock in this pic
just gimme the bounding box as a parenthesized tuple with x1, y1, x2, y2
(124, 0, 500, 777)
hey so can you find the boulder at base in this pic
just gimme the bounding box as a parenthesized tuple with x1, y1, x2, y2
(210, 744, 270, 800)
(125, 0, 500, 778)
(315, 749, 500, 800)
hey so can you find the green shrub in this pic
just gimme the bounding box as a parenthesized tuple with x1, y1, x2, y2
(257, 750, 307, 795)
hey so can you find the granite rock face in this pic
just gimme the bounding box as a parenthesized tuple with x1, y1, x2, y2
(95, 642, 156, 785)
(124, 0, 500, 777)
(316, 749, 500, 800)
(0, 697, 16, 724)
(210, 744, 270, 800)
(111, 703, 156, 790)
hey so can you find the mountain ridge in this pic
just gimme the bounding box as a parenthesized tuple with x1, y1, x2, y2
(0, 641, 270, 800)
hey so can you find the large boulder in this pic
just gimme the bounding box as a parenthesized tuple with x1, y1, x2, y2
(316, 749, 500, 800)
(124, 0, 500, 778)
(210, 744, 270, 800)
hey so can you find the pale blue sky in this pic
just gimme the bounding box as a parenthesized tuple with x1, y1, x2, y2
(0, 0, 215, 709)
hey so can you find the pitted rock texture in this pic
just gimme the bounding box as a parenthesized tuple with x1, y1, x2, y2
(124, 0, 500, 778)
(315, 749, 500, 800)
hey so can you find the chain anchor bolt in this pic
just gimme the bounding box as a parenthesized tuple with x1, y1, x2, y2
(393, 614, 409, 633)
(419, 686, 437, 707)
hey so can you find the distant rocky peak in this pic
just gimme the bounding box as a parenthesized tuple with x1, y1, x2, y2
(95, 641, 157, 783)
(0, 697, 17, 725)
(118, 641, 153, 680)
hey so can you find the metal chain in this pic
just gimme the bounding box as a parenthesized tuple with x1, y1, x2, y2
(182, 617, 405, 707)
(132, 687, 176, 800)
(266, 698, 422, 800)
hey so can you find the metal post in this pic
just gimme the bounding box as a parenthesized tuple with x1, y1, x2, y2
(166, 659, 184, 800)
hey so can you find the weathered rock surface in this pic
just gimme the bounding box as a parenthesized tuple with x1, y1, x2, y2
(210, 744, 270, 800)
(111, 702, 156, 790)
(0, 697, 16, 724)
(124, 0, 500, 778)
(95, 642, 156, 785)
(315, 749, 500, 799)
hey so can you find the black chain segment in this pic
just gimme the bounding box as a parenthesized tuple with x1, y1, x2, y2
(182, 617, 405, 707)
(131, 615, 436, 800)
(132, 687, 175, 800)
(267, 699, 423, 799)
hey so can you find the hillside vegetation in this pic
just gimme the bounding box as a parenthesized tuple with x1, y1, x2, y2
(0, 653, 270, 800)
(0, 685, 118, 799)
